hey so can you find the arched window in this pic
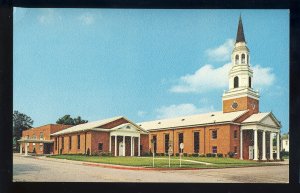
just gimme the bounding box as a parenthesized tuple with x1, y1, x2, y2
(235, 55, 239, 64)
(249, 77, 252, 88)
(241, 54, 245, 64)
(234, 76, 239, 88)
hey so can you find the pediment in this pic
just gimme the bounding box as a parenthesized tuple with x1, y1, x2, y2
(260, 114, 281, 128)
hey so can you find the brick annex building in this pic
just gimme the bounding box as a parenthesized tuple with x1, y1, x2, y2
(19, 16, 281, 160)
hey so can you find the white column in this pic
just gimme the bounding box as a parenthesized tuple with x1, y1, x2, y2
(270, 132, 274, 160)
(114, 135, 117, 156)
(253, 129, 258, 160)
(123, 135, 125, 156)
(240, 129, 243, 160)
(20, 143, 22, 154)
(138, 136, 141, 156)
(132, 137, 135, 156)
(109, 134, 111, 153)
(130, 136, 133, 156)
(276, 132, 280, 160)
(25, 143, 28, 156)
(262, 130, 266, 160)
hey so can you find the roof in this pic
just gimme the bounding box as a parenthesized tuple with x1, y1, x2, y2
(51, 116, 123, 136)
(236, 15, 246, 43)
(51, 116, 148, 136)
(241, 112, 270, 123)
(242, 112, 281, 128)
(138, 110, 248, 131)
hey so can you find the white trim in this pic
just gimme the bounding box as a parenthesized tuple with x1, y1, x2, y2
(240, 129, 243, 160)
(138, 137, 140, 156)
(276, 133, 280, 160)
(123, 136, 125, 157)
(114, 135, 117, 156)
(253, 129, 258, 160)
(262, 130, 266, 160)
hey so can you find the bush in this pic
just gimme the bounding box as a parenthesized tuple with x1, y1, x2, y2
(217, 153, 223, 158)
(175, 153, 179, 156)
(183, 153, 188, 157)
(141, 152, 151, 156)
(228, 152, 235, 158)
(199, 154, 206, 157)
(192, 153, 199, 157)
(206, 153, 212, 157)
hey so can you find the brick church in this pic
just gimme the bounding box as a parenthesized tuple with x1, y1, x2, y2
(19, 16, 281, 160)
(139, 16, 281, 160)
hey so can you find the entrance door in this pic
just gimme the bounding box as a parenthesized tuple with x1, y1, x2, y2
(119, 142, 124, 156)
(249, 146, 254, 159)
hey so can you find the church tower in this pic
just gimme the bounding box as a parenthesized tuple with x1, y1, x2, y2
(222, 16, 259, 114)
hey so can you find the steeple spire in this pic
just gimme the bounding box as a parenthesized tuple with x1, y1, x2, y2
(236, 15, 246, 43)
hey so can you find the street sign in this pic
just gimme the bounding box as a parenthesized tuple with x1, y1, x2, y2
(180, 143, 184, 150)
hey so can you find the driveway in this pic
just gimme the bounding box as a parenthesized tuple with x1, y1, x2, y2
(13, 154, 289, 183)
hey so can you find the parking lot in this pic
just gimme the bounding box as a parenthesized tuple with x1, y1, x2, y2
(13, 154, 289, 183)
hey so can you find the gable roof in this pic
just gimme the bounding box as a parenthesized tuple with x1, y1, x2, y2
(242, 112, 281, 128)
(138, 110, 248, 131)
(51, 116, 148, 136)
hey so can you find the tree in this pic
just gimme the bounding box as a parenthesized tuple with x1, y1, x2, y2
(56, 115, 88, 125)
(13, 111, 34, 148)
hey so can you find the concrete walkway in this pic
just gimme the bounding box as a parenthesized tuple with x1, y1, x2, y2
(137, 156, 214, 165)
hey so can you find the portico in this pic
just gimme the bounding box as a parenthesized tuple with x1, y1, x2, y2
(18, 138, 54, 156)
(240, 112, 281, 161)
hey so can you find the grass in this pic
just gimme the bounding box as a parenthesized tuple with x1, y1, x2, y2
(47, 155, 280, 169)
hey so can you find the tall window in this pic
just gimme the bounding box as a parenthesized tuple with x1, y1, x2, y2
(194, 132, 200, 153)
(234, 130, 238, 138)
(69, 136, 72, 150)
(212, 130, 218, 139)
(55, 137, 58, 150)
(249, 77, 252, 88)
(77, 135, 80, 149)
(234, 76, 239, 88)
(241, 54, 245, 63)
(61, 137, 64, 150)
(235, 55, 239, 64)
(212, 146, 217, 153)
(164, 134, 169, 153)
(98, 143, 103, 151)
(40, 132, 44, 140)
(152, 136, 157, 153)
(178, 133, 184, 152)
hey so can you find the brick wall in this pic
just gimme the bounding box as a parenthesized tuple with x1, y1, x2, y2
(148, 124, 234, 156)
(223, 96, 259, 114)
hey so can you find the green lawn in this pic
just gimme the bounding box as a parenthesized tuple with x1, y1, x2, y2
(47, 155, 279, 169)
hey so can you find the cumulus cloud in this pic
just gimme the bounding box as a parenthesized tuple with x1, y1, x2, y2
(252, 65, 275, 88)
(37, 9, 61, 24)
(78, 13, 95, 25)
(156, 103, 214, 119)
(170, 63, 275, 93)
(206, 39, 235, 62)
(170, 63, 231, 93)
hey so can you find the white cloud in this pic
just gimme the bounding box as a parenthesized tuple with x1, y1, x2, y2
(206, 39, 235, 62)
(137, 111, 147, 117)
(252, 65, 275, 88)
(170, 63, 231, 93)
(156, 103, 214, 119)
(37, 9, 61, 24)
(170, 63, 275, 93)
(78, 13, 95, 25)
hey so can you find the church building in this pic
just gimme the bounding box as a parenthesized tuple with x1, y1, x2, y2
(139, 16, 281, 160)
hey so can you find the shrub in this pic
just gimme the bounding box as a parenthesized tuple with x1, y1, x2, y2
(217, 153, 223, 158)
(175, 153, 179, 156)
(228, 152, 235, 158)
(192, 153, 198, 157)
(141, 152, 151, 157)
(183, 153, 188, 157)
(206, 153, 212, 157)
(199, 154, 206, 157)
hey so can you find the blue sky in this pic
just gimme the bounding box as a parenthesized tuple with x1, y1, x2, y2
(13, 8, 289, 133)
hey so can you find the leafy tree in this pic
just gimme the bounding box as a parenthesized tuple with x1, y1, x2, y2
(13, 111, 34, 147)
(56, 115, 88, 125)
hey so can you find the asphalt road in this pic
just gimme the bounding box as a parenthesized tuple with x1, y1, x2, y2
(13, 154, 289, 183)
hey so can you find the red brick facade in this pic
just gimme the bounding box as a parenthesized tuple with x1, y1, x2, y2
(223, 96, 259, 114)
(21, 124, 72, 155)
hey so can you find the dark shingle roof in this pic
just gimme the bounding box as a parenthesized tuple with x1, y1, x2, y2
(236, 15, 246, 43)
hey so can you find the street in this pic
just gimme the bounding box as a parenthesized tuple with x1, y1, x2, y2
(13, 154, 289, 183)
